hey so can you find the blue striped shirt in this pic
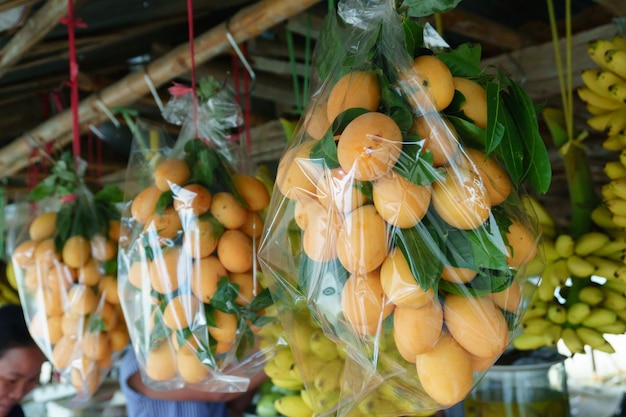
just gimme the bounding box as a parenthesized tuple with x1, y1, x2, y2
(118, 349, 230, 417)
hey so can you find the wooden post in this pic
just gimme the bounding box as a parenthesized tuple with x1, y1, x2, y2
(0, 0, 321, 176)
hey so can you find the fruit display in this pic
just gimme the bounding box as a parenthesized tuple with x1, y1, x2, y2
(117, 84, 275, 391)
(0, 261, 21, 305)
(8, 153, 127, 403)
(258, 1, 551, 415)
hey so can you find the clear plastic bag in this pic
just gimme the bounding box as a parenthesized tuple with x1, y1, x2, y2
(117, 84, 275, 393)
(9, 156, 126, 405)
(258, 1, 547, 415)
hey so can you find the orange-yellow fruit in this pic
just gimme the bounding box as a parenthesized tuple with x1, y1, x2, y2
(408, 55, 455, 112)
(29, 211, 58, 241)
(61, 312, 85, 337)
(443, 294, 509, 358)
(380, 247, 435, 308)
(45, 263, 74, 293)
(108, 219, 121, 241)
(340, 269, 394, 335)
(71, 357, 100, 395)
(183, 217, 220, 259)
(336, 205, 388, 274)
(217, 230, 253, 273)
(229, 271, 259, 305)
(412, 116, 459, 167)
(191, 256, 227, 303)
(51, 335, 79, 369)
(62, 235, 92, 269)
(208, 310, 239, 344)
(143, 207, 183, 240)
(78, 258, 101, 286)
(466, 148, 512, 206)
(302, 204, 340, 263)
(83, 331, 110, 361)
(12, 240, 38, 267)
(293, 196, 325, 230)
(415, 333, 473, 406)
(393, 300, 443, 362)
(145, 343, 177, 382)
(173, 183, 212, 216)
(99, 275, 120, 305)
(316, 167, 367, 213)
(149, 247, 185, 294)
(239, 210, 264, 239)
(29, 312, 63, 344)
(163, 294, 199, 330)
(131, 185, 162, 224)
(43, 286, 65, 316)
(491, 280, 522, 312)
(154, 158, 190, 192)
(373, 171, 432, 228)
(441, 265, 477, 284)
(453, 77, 487, 129)
(177, 343, 209, 383)
(35, 238, 61, 267)
(275, 141, 322, 199)
(215, 340, 234, 354)
(505, 219, 538, 267)
(109, 328, 130, 352)
(90, 234, 117, 262)
(470, 353, 498, 372)
(128, 259, 149, 289)
(304, 103, 331, 140)
(232, 173, 271, 212)
(326, 71, 380, 123)
(68, 284, 97, 316)
(210, 192, 248, 230)
(337, 112, 403, 181)
(432, 167, 491, 230)
(100, 301, 118, 330)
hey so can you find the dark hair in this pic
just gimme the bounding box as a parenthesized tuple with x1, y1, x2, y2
(0, 304, 38, 358)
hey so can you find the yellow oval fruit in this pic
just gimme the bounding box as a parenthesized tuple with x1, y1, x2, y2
(191, 256, 226, 303)
(68, 284, 97, 316)
(232, 173, 271, 212)
(78, 258, 101, 286)
(163, 294, 199, 330)
(337, 112, 403, 181)
(143, 207, 183, 240)
(45, 264, 74, 293)
(491, 280, 522, 312)
(29, 211, 58, 241)
(505, 219, 538, 267)
(51, 335, 79, 369)
(302, 204, 340, 263)
(183, 217, 220, 259)
(275, 141, 322, 199)
(412, 115, 460, 167)
(380, 247, 435, 308)
(208, 310, 239, 344)
(470, 353, 498, 372)
(173, 183, 212, 216)
(466, 148, 512, 206)
(12, 240, 38, 267)
(128, 259, 148, 289)
(373, 171, 432, 228)
(149, 247, 184, 294)
(62, 235, 92, 268)
(229, 271, 258, 305)
(100, 301, 118, 330)
(99, 275, 120, 305)
(61, 312, 85, 337)
(316, 167, 367, 213)
(340, 269, 394, 335)
(326, 71, 381, 123)
(109, 328, 130, 352)
(35, 238, 61, 266)
(336, 205, 388, 274)
(408, 55, 455, 112)
(441, 265, 477, 284)
(108, 219, 121, 241)
(145, 343, 177, 382)
(432, 167, 491, 230)
(83, 331, 110, 361)
(70, 357, 100, 395)
(239, 210, 264, 239)
(130, 185, 162, 224)
(443, 294, 509, 358)
(177, 343, 209, 384)
(210, 192, 248, 230)
(154, 158, 190, 192)
(217, 229, 253, 273)
(453, 77, 487, 129)
(90, 234, 117, 262)
(415, 333, 473, 406)
(393, 300, 443, 362)
(304, 103, 331, 140)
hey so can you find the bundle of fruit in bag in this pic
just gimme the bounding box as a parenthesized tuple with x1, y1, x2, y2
(258, 0, 552, 415)
(117, 78, 275, 392)
(9, 153, 127, 402)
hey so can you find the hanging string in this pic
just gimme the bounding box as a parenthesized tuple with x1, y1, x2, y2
(186, 0, 199, 139)
(328, 0, 335, 12)
(241, 43, 252, 152)
(231, 50, 241, 143)
(60, 0, 86, 160)
(286, 13, 313, 115)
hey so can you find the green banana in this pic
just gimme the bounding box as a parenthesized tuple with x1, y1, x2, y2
(574, 232, 611, 256)
(578, 286, 605, 306)
(547, 304, 567, 324)
(592, 342, 616, 354)
(522, 300, 549, 320)
(603, 278, 626, 295)
(548, 259, 571, 285)
(543, 324, 563, 347)
(536, 273, 557, 302)
(604, 161, 626, 180)
(274, 394, 314, 417)
(591, 236, 626, 257)
(566, 302, 591, 325)
(521, 195, 556, 230)
(522, 317, 553, 335)
(587, 255, 626, 280)
(581, 308, 618, 328)
(561, 327, 585, 354)
(576, 326, 609, 349)
(541, 239, 560, 262)
(601, 288, 626, 311)
(603, 183, 618, 200)
(613, 215, 626, 229)
(513, 332, 547, 350)
(596, 319, 626, 334)
(566, 255, 595, 278)
(555, 234, 575, 258)
(591, 205, 618, 229)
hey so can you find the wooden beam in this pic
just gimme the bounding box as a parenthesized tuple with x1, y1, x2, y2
(0, 0, 37, 14)
(481, 23, 619, 100)
(0, 0, 322, 176)
(593, 0, 626, 16)
(0, 0, 76, 79)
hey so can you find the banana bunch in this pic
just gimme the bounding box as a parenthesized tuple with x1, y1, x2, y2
(0, 261, 20, 306)
(579, 34, 626, 140)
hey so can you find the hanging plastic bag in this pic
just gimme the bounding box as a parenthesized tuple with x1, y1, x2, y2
(117, 78, 275, 393)
(9, 153, 127, 404)
(258, 0, 552, 415)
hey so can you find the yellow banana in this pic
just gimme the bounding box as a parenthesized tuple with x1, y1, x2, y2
(274, 394, 314, 417)
(300, 389, 313, 410)
(537, 274, 557, 302)
(585, 255, 624, 280)
(578, 286, 605, 306)
(578, 87, 623, 111)
(606, 109, 626, 136)
(513, 332, 547, 350)
(313, 360, 343, 393)
(271, 377, 305, 391)
(609, 177, 626, 201)
(598, 68, 626, 91)
(612, 215, 626, 229)
(601, 288, 626, 311)
(596, 319, 626, 334)
(581, 68, 613, 99)
(522, 317, 554, 335)
(555, 234, 575, 258)
(566, 302, 591, 325)
(605, 161, 626, 180)
(5, 263, 17, 291)
(566, 255, 595, 278)
(264, 360, 296, 381)
(592, 342, 616, 354)
(547, 304, 567, 324)
(591, 205, 618, 229)
(603, 278, 626, 295)
(603, 183, 618, 200)
(272, 347, 296, 371)
(587, 110, 619, 132)
(576, 326, 608, 349)
(543, 324, 562, 347)
(607, 197, 626, 216)
(581, 308, 618, 328)
(561, 327, 585, 355)
(604, 49, 626, 79)
(309, 330, 339, 361)
(603, 135, 626, 151)
(574, 232, 611, 256)
(521, 195, 556, 229)
(588, 39, 618, 67)
(549, 259, 571, 285)
(593, 237, 626, 257)
(609, 82, 626, 104)
(522, 300, 549, 320)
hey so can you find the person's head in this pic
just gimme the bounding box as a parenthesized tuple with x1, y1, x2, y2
(0, 304, 46, 417)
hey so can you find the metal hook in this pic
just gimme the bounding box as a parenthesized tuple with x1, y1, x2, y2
(142, 68, 164, 112)
(95, 96, 120, 128)
(225, 18, 257, 95)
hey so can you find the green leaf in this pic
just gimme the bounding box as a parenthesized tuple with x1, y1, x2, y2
(401, 0, 463, 17)
(393, 139, 442, 186)
(485, 80, 505, 155)
(88, 317, 107, 332)
(493, 94, 525, 184)
(95, 185, 124, 204)
(27, 175, 57, 202)
(444, 216, 509, 271)
(310, 129, 340, 169)
(279, 117, 299, 144)
(402, 17, 423, 58)
(437, 43, 482, 77)
(331, 108, 371, 134)
(210, 277, 241, 315)
(447, 115, 486, 149)
(154, 190, 172, 215)
(542, 108, 568, 147)
(54, 205, 73, 252)
(248, 288, 274, 312)
(196, 76, 221, 102)
(439, 269, 513, 296)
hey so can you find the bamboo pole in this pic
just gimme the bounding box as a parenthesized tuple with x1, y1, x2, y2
(0, 0, 76, 79)
(0, 0, 321, 176)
